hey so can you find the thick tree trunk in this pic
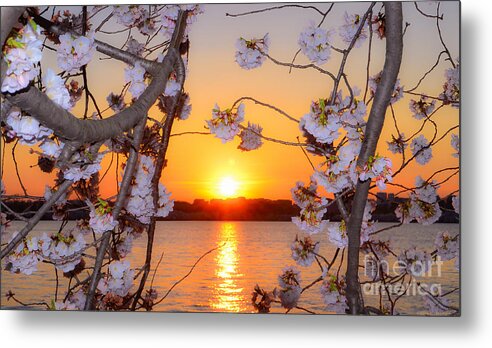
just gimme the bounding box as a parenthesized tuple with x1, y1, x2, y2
(345, 2, 403, 315)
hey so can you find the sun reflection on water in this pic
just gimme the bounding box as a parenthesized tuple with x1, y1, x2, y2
(210, 222, 246, 312)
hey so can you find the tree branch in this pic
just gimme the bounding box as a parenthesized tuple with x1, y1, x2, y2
(344, 2, 403, 315)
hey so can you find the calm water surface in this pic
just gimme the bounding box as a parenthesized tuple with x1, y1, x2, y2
(1, 221, 459, 315)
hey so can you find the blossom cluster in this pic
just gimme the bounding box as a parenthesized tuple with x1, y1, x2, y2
(410, 135, 433, 165)
(126, 155, 174, 224)
(89, 199, 118, 234)
(57, 32, 95, 73)
(164, 73, 181, 97)
(358, 155, 393, 190)
(160, 4, 204, 41)
(434, 231, 459, 261)
(291, 236, 320, 267)
(235, 34, 270, 70)
(40, 231, 86, 273)
(291, 181, 329, 234)
(1, 20, 43, 94)
(409, 97, 436, 120)
(106, 92, 125, 112)
(395, 177, 442, 226)
(301, 98, 342, 144)
(320, 274, 347, 313)
(3, 234, 43, 275)
(124, 63, 146, 99)
(451, 134, 459, 158)
(298, 21, 333, 64)
(54, 289, 86, 310)
(368, 71, 403, 104)
(339, 12, 368, 48)
(44, 185, 68, 220)
(4, 230, 86, 275)
(5, 107, 53, 145)
(277, 266, 302, 309)
(97, 260, 134, 297)
(327, 221, 348, 248)
(206, 103, 245, 143)
(439, 62, 460, 108)
(397, 198, 442, 225)
(387, 133, 407, 154)
(113, 5, 148, 27)
(237, 122, 263, 151)
(63, 152, 104, 182)
(42, 69, 72, 110)
(397, 247, 432, 277)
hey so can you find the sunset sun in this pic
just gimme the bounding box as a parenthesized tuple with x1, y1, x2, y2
(218, 177, 239, 197)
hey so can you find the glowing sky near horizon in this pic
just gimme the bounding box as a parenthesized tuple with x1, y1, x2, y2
(0, 2, 460, 202)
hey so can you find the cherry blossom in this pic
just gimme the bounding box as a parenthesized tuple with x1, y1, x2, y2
(434, 231, 459, 261)
(298, 21, 333, 64)
(368, 71, 403, 104)
(97, 260, 134, 297)
(235, 34, 270, 69)
(451, 134, 459, 157)
(54, 289, 86, 310)
(1, 20, 43, 93)
(300, 98, 342, 144)
(328, 221, 348, 248)
(452, 195, 460, 215)
(89, 200, 118, 234)
(387, 133, 407, 154)
(3, 234, 43, 275)
(63, 153, 103, 182)
(291, 236, 320, 267)
(125, 37, 145, 56)
(358, 155, 393, 190)
(409, 97, 436, 120)
(125, 155, 174, 223)
(439, 62, 460, 108)
(313, 169, 352, 194)
(40, 231, 86, 273)
(156, 184, 174, 218)
(106, 92, 125, 112)
(339, 12, 368, 48)
(116, 234, 134, 259)
(395, 196, 442, 225)
(320, 274, 347, 313)
(42, 69, 72, 110)
(206, 103, 245, 143)
(341, 97, 367, 126)
(177, 94, 192, 120)
(57, 32, 95, 73)
(164, 73, 181, 97)
(39, 138, 63, 158)
(415, 176, 438, 204)
(5, 108, 53, 145)
(160, 4, 204, 41)
(410, 135, 432, 165)
(291, 181, 329, 234)
(238, 122, 263, 151)
(397, 247, 432, 276)
(124, 63, 146, 99)
(277, 266, 302, 309)
(113, 5, 146, 28)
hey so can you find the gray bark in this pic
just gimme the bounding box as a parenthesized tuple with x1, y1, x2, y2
(1, 8, 179, 144)
(345, 2, 403, 314)
(1, 7, 27, 86)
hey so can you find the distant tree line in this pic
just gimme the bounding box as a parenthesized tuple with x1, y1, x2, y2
(2, 195, 459, 223)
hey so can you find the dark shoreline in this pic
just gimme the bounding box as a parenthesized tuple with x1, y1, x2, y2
(1, 196, 459, 224)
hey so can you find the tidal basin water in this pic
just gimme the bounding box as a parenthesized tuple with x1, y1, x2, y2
(1, 221, 459, 315)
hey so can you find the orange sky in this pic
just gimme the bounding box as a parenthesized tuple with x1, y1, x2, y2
(1, 2, 460, 202)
